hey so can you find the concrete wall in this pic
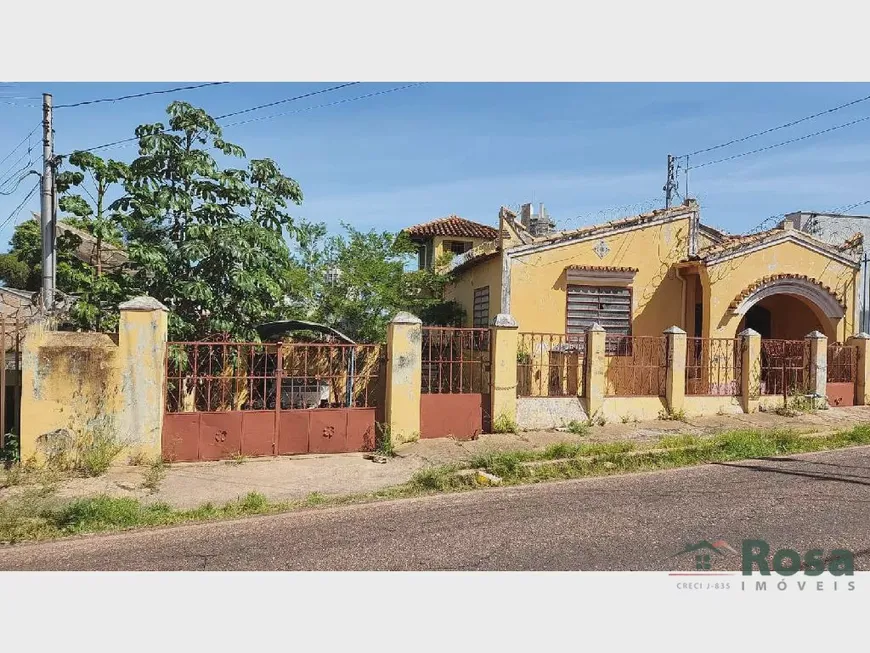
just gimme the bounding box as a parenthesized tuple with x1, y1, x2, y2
(20, 297, 168, 463)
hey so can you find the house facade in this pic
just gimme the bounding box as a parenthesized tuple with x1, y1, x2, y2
(439, 199, 862, 343)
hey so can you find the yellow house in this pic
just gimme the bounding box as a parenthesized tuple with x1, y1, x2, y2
(439, 199, 862, 342)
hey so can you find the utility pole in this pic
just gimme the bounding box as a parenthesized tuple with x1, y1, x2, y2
(40, 93, 55, 311)
(663, 154, 676, 208)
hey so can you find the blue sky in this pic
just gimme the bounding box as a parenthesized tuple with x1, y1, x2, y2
(2, 82, 870, 250)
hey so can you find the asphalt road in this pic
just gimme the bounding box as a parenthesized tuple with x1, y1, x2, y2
(2, 447, 870, 571)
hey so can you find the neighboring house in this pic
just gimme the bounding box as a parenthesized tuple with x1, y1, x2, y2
(431, 199, 862, 343)
(31, 213, 129, 272)
(0, 287, 37, 322)
(781, 210, 870, 332)
(403, 215, 500, 272)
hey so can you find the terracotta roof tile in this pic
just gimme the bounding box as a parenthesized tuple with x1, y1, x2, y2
(404, 215, 499, 240)
(696, 225, 860, 263)
(728, 274, 846, 312)
(566, 265, 639, 273)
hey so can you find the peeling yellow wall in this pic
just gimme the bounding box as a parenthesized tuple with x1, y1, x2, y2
(444, 255, 503, 327)
(20, 302, 168, 463)
(706, 240, 857, 341)
(509, 217, 691, 335)
(602, 396, 667, 422)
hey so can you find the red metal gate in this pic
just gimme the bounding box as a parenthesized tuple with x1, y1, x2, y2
(827, 343, 857, 407)
(162, 339, 385, 462)
(419, 327, 491, 440)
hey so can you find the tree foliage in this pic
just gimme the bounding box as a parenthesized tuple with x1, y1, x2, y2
(0, 101, 463, 342)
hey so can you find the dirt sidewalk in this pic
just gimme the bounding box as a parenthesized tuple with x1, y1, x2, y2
(5, 406, 870, 509)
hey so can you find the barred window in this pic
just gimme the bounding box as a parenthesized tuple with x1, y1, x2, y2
(473, 286, 490, 328)
(566, 285, 632, 353)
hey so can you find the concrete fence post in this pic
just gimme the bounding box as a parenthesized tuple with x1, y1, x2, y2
(847, 332, 870, 405)
(664, 326, 687, 414)
(805, 330, 828, 403)
(489, 314, 519, 429)
(739, 328, 761, 413)
(385, 311, 422, 447)
(584, 323, 606, 419)
(117, 296, 169, 460)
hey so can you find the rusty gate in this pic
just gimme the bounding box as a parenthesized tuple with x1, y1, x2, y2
(0, 314, 24, 454)
(162, 338, 385, 462)
(760, 339, 810, 398)
(826, 343, 857, 407)
(420, 327, 491, 440)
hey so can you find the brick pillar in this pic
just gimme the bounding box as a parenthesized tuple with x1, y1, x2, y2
(664, 326, 687, 414)
(847, 332, 870, 405)
(740, 328, 761, 413)
(584, 323, 606, 419)
(117, 296, 169, 460)
(805, 330, 828, 403)
(385, 311, 422, 446)
(489, 314, 519, 429)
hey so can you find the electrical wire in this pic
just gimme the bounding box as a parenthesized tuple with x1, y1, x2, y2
(684, 92, 870, 158)
(688, 114, 870, 170)
(221, 83, 424, 128)
(78, 83, 361, 152)
(54, 82, 231, 109)
(0, 180, 40, 233)
(0, 122, 40, 168)
(78, 82, 364, 153)
(0, 170, 37, 196)
(214, 82, 360, 120)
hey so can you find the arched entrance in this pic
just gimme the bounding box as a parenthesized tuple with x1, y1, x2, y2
(731, 276, 845, 341)
(737, 294, 835, 340)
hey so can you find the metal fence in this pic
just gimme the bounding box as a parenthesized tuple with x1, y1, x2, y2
(420, 327, 490, 394)
(760, 339, 810, 397)
(517, 332, 585, 398)
(686, 337, 742, 396)
(604, 335, 667, 396)
(165, 340, 384, 413)
(0, 314, 24, 447)
(827, 344, 857, 383)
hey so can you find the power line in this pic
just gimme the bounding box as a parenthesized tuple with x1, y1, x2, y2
(684, 92, 870, 158)
(214, 82, 360, 121)
(78, 82, 364, 153)
(0, 180, 40, 234)
(0, 170, 38, 196)
(0, 122, 40, 168)
(688, 114, 870, 170)
(54, 82, 231, 109)
(221, 83, 424, 128)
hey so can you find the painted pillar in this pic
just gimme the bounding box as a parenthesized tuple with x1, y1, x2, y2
(664, 326, 687, 414)
(385, 311, 422, 446)
(584, 323, 606, 419)
(805, 330, 828, 402)
(117, 296, 169, 460)
(489, 313, 519, 428)
(847, 332, 870, 405)
(740, 328, 761, 413)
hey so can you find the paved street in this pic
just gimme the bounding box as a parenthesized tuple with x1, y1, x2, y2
(2, 446, 870, 571)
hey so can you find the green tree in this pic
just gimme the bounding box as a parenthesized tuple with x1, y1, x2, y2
(113, 101, 303, 340)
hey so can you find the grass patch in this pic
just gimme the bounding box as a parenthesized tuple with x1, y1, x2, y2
(492, 414, 518, 434)
(564, 420, 589, 436)
(141, 459, 166, 493)
(4, 425, 870, 545)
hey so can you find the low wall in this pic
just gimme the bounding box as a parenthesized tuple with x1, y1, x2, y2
(516, 397, 587, 431)
(683, 395, 744, 417)
(20, 298, 168, 463)
(602, 396, 668, 423)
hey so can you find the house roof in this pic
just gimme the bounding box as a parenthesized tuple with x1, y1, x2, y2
(403, 215, 499, 240)
(694, 224, 861, 268)
(32, 213, 129, 271)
